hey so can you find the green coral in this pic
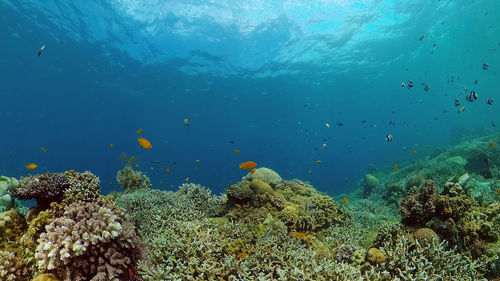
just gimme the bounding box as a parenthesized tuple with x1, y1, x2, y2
(116, 165, 151, 192)
(364, 174, 379, 196)
(0, 176, 18, 212)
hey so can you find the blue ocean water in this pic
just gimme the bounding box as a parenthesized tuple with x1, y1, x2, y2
(1, 0, 499, 196)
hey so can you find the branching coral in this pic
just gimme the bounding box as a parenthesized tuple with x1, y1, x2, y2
(116, 166, 151, 193)
(11, 171, 100, 209)
(380, 236, 487, 280)
(35, 200, 143, 281)
(399, 180, 437, 227)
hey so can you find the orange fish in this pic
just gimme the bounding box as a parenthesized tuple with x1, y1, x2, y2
(343, 197, 348, 205)
(26, 163, 38, 170)
(413, 150, 417, 155)
(249, 168, 256, 175)
(290, 232, 306, 239)
(489, 142, 497, 147)
(239, 161, 257, 170)
(234, 149, 241, 153)
(236, 252, 248, 259)
(394, 164, 397, 174)
(498, 188, 500, 196)
(109, 144, 114, 148)
(185, 177, 189, 181)
(137, 137, 152, 149)
(137, 128, 143, 134)
(316, 160, 321, 164)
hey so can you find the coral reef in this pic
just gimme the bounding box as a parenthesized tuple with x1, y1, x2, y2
(0, 176, 18, 212)
(242, 167, 282, 186)
(398, 180, 437, 227)
(226, 177, 345, 231)
(11, 171, 100, 209)
(0, 171, 143, 281)
(35, 200, 143, 280)
(364, 173, 379, 196)
(116, 166, 151, 193)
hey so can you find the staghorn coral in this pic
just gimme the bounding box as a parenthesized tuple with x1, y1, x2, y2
(11, 171, 100, 209)
(399, 180, 437, 227)
(116, 166, 151, 193)
(380, 235, 487, 280)
(175, 182, 225, 217)
(35, 200, 143, 281)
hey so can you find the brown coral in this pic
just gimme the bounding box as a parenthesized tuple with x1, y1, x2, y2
(399, 180, 437, 227)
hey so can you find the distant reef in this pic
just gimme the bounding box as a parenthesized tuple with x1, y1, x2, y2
(1, 133, 499, 280)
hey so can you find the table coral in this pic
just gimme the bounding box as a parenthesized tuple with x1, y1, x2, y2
(11, 171, 100, 209)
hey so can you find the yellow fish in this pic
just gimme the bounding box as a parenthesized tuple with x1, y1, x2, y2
(236, 252, 248, 259)
(150, 167, 154, 171)
(426, 145, 430, 149)
(160, 181, 163, 184)
(135, 164, 139, 167)
(184, 118, 189, 126)
(166, 168, 170, 172)
(290, 232, 306, 239)
(308, 170, 312, 173)
(185, 177, 189, 181)
(137, 128, 143, 134)
(316, 160, 321, 164)
(26, 163, 38, 170)
(41, 147, 47, 152)
(137, 137, 152, 149)
(196, 159, 200, 163)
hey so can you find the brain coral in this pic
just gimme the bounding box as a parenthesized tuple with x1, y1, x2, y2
(243, 167, 282, 186)
(35, 200, 143, 281)
(364, 174, 379, 196)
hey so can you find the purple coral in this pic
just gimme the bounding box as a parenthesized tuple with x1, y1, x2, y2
(35, 201, 143, 280)
(398, 180, 437, 227)
(12, 173, 69, 209)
